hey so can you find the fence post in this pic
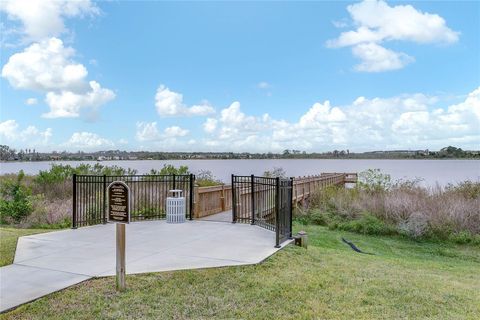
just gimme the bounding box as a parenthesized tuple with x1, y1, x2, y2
(72, 174, 77, 229)
(275, 177, 280, 248)
(251, 174, 255, 225)
(189, 174, 194, 220)
(220, 184, 225, 211)
(232, 174, 236, 223)
(289, 177, 294, 239)
(194, 184, 200, 219)
(103, 174, 107, 224)
(172, 174, 176, 190)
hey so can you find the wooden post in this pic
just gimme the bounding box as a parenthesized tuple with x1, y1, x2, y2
(194, 185, 200, 218)
(116, 223, 126, 291)
(220, 185, 225, 211)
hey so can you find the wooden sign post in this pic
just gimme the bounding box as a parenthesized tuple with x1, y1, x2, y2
(107, 181, 130, 292)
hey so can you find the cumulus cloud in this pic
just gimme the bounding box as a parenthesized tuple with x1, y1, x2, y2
(0, 0, 99, 42)
(1, 37, 115, 118)
(198, 87, 480, 152)
(0, 119, 52, 145)
(155, 85, 215, 117)
(43, 81, 115, 118)
(327, 0, 459, 72)
(136, 122, 190, 142)
(64, 132, 114, 150)
(2, 38, 87, 91)
(164, 126, 189, 138)
(352, 42, 414, 72)
(203, 118, 217, 133)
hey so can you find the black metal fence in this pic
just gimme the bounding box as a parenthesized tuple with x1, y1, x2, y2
(232, 175, 293, 247)
(72, 174, 195, 228)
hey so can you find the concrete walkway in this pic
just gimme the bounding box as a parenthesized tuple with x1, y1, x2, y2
(199, 210, 233, 222)
(0, 220, 290, 312)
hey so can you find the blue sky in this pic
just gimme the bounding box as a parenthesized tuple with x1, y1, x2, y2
(0, 0, 479, 152)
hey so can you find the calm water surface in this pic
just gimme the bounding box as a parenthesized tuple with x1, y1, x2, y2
(1, 159, 479, 186)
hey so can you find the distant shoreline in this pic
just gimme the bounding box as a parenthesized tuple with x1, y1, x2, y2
(2, 158, 480, 164)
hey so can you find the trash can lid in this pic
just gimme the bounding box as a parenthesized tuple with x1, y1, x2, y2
(168, 189, 183, 197)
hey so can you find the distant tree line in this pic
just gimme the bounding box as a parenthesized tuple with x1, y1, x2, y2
(1, 144, 478, 162)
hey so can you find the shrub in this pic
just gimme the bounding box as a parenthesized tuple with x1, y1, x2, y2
(358, 168, 392, 193)
(0, 170, 33, 224)
(337, 213, 397, 236)
(448, 231, 476, 245)
(23, 196, 71, 229)
(263, 167, 287, 178)
(304, 171, 480, 244)
(148, 164, 189, 175)
(196, 170, 222, 187)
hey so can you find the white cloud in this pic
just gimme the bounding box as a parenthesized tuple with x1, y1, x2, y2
(298, 101, 347, 128)
(195, 87, 480, 152)
(155, 85, 215, 117)
(136, 122, 190, 142)
(164, 126, 189, 138)
(0, 119, 52, 145)
(0, 0, 99, 41)
(352, 42, 414, 72)
(64, 132, 114, 150)
(327, 0, 459, 72)
(257, 81, 271, 89)
(25, 97, 37, 105)
(203, 118, 217, 133)
(136, 122, 161, 142)
(2, 37, 115, 118)
(43, 81, 115, 118)
(2, 37, 87, 92)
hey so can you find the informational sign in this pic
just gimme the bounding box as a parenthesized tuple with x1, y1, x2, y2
(108, 181, 130, 224)
(107, 181, 129, 291)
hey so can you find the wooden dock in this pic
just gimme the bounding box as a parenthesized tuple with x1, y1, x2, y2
(194, 173, 357, 219)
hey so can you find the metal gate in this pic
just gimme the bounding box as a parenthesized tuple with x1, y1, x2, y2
(231, 175, 293, 247)
(72, 174, 195, 228)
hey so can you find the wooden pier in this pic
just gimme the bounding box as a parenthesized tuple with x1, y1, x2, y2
(194, 172, 357, 219)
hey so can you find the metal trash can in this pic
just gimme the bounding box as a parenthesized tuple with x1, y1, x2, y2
(166, 190, 186, 223)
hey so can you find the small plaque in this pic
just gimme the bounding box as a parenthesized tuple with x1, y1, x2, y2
(108, 181, 130, 224)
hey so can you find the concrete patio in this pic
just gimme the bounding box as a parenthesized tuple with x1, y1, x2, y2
(0, 220, 290, 312)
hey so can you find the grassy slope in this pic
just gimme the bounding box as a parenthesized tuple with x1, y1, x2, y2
(2, 225, 480, 320)
(0, 228, 50, 267)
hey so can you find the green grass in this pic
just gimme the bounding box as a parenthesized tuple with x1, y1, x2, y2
(2, 224, 480, 319)
(0, 227, 51, 267)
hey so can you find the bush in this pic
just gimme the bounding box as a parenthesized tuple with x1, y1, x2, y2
(448, 231, 476, 245)
(23, 196, 71, 229)
(337, 213, 397, 236)
(302, 171, 480, 244)
(263, 167, 287, 178)
(196, 170, 222, 187)
(358, 168, 392, 193)
(0, 170, 33, 224)
(148, 164, 189, 175)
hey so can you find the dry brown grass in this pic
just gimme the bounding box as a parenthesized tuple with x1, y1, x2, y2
(309, 182, 480, 239)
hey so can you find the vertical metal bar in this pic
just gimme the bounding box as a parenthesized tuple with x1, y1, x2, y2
(231, 174, 236, 223)
(103, 175, 107, 223)
(250, 174, 255, 225)
(289, 177, 294, 239)
(189, 174, 194, 220)
(172, 174, 176, 190)
(72, 174, 77, 229)
(275, 177, 280, 247)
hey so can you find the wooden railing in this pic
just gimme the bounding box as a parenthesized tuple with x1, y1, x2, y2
(193, 172, 357, 218)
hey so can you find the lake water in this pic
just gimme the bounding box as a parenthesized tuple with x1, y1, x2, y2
(1, 159, 479, 186)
